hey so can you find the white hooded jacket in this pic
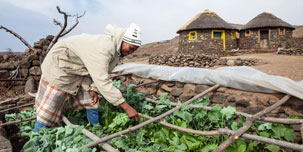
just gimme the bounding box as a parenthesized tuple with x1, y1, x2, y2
(41, 24, 126, 106)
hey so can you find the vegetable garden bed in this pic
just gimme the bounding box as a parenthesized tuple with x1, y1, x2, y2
(2, 80, 303, 152)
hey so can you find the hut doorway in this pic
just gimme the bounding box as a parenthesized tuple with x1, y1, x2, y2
(212, 30, 226, 50)
(260, 29, 269, 48)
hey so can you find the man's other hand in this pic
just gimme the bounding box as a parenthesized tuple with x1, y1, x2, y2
(90, 90, 98, 104)
(119, 102, 139, 121)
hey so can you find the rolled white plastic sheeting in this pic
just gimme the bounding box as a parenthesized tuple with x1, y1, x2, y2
(113, 63, 303, 100)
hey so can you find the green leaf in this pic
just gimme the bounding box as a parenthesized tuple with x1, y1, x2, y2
(144, 104, 154, 110)
(237, 144, 246, 152)
(173, 110, 193, 122)
(258, 123, 272, 131)
(220, 106, 235, 120)
(288, 115, 299, 119)
(136, 131, 145, 145)
(258, 132, 270, 138)
(265, 145, 280, 152)
(181, 104, 190, 111)
(211, 104, 221, 112)
(231, 121, 238, 130)
(248, 141, 260, 151)
(284, 128, 295, 142)
(65, 125, 74, 136)
(200, 144, 217, 152)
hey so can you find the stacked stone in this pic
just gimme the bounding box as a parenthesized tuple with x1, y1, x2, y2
(218, 57, 260, 66)
(277, 48, 303, 56)
(0, 35, 54, 81)
(149, 54, 219, 68)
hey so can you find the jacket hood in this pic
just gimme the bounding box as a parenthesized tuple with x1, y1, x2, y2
(104, 24, 126, 55)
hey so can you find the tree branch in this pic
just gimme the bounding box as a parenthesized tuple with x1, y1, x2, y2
(80, 84, 221, 149)
(145, 96, 303, 124)
(46, 6, 85, 52)
(0, 25, 34, 51)
(60, 11, 86, 37)
(0, 116, 36, 127)
(140, 113, 303, 151)
(213, 94, 291, 152)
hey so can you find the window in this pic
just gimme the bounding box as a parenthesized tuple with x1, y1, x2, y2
(245, 30, 251, 37)
(231, 30, 236, 39)
(279, 28, 285, 35)
(188, 31, 197, 40)
(213, 32, 222, 39)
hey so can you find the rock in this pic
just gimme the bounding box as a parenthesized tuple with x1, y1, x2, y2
(211, 94, 227, 104)
(0, 70, 9, 78)
(236, 99, 250, 107)
(183, 84, 195, 93)
(216, 87, 227, 93)
(226, 60, 235, 66)
(0, 63, 15, 70)
(29, 66, 41, 76)
(235, 60, 242, 66)
(31, 60, 41, 66)
(171, 88, 183, 97)
(179, 93, 194, 102)
(226, 96, 236, 102)
(219, 58, 227, 65)
(175, 82, 184, 88)
(24, 77, 37, 94)
(46, 35, 54, 41)
(167, 81, 175, 87)
(243, 106, 264, 114)
(18, 59, 31, 68)
(255, 96, 270, 106)
(161, 84, 172, 92)
(195, 85, 209, 93)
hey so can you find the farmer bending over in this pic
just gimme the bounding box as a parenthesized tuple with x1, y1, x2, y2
(33, 23, 141, 132)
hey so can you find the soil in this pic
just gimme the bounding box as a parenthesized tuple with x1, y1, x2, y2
(125, 52, 303, 82)
(220, 53, 303, 81)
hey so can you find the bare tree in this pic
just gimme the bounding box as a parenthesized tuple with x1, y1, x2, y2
(0, 6, 85, 54)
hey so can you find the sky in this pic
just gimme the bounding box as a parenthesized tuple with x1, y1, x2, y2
(0, 0, 302, 52)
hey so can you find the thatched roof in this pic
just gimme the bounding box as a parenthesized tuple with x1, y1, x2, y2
(177, 10, 237, 33)
(241, 12, 294, 30)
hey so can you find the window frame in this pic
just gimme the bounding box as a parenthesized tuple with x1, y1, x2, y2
(188, 31, 197, 40)
(231, 30, 236, 40)
(245, 30, 251, 37)
(278, 28, 285, 35)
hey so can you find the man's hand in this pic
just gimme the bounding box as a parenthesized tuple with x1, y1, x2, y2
(119, 102, 139, 121)
(90, 90, 98, 105)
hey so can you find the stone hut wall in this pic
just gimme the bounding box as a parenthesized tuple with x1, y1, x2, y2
(239, 28, 294, 50)
(178, 29, 237, 55)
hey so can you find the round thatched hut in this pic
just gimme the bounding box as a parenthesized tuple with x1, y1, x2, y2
(239, 12, 295, 50)
(177, 10, 238, 55)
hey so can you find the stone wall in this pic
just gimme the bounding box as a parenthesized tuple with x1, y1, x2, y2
(178, 29, 237, 55)
(148, 54, 261, 67)
(148, 54, 219, 68)
(293, 38, 303, 49)
(239, 28, 294, 50)
(277, 48, 303, 56)
(0, 35, 53, 97)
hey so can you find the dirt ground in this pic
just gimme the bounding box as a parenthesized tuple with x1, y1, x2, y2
(125, 52, 303, 82)
(223, 53, 303, 81)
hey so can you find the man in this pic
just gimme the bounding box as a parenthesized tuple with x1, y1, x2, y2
(33, 23, 141, 132)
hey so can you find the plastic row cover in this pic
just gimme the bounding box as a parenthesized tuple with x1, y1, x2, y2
(113, 63, 303, 100)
